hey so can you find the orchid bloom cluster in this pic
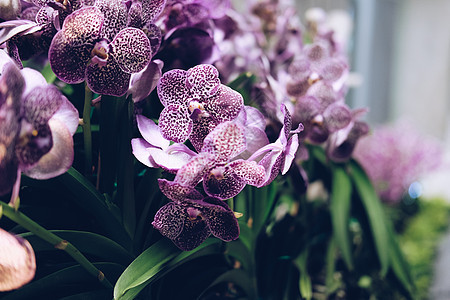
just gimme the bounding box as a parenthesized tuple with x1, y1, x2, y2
(215, 1, 368, 162)
(132, 64, 303, 250)
(354, 121, 443, 203)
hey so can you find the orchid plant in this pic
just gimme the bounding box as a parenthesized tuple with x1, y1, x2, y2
(0, 0, 415, 299)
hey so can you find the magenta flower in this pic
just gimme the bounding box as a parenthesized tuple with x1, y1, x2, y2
(152, 196, 239, 251)
(48, 1, 159, 96)
(0, 228, 36, 291)
(0, 62, 78, 205)
(157, 64, 243, 150)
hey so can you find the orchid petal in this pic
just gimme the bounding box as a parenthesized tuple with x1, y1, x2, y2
(201, 197, 239, 241)
(203, 166, 245, 200)
(201, 121, 246, 164)
(186, 64, 220, 99)
(152, 202, 184, 240)
(158, 179, 203, 202)
(158, 104, 192, 143)
(205, 84, 243, 123)
(23, 118, 74, 179)
(157, 68, 188, 106)
(0, 228, 36, 292)
(131, 138, 159, 168)
(110, 27, 151, 74)
(85, 58, 131, 96)
(136, 115, 169, 149)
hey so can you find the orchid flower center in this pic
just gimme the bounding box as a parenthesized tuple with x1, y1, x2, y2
(188, 100, 210, 119)
(187, 207, 203, 221)
(210, 167, 225, 180)
(91, 41, 109, 60)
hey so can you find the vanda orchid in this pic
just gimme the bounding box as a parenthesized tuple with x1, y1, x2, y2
(0, 1, 417, 299)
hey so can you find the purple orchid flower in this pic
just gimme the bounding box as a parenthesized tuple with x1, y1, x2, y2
(156, 64, 243, 150)
(0, 227, 36, 291)
(131, 114, 196, 173)
(248, 104, 303, 186)
(152, 196, 239, 251)
(48, 0, 164, 96)
(326, 108, 369, 162)
(0, 61, 79, 206)
(158, 121, 266, 201)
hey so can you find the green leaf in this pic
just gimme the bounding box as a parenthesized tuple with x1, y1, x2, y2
(20, 230, 133, 266)
(114, 238, 222, 300)
(294, 250, 312, 300)
(57, 168, 132, 250)
(349, 160, 390, 276)
(0, 263, 124, 300)
(387, 224, 415, 296)
(330, 166, 353, 270)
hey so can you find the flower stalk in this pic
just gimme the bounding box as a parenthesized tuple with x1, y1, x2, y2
(82, 84, 93, 175)
(0, 200, 113, 290)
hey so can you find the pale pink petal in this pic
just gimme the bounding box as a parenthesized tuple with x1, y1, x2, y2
(136, 114, 169, 149)
(0, 228, 36, 291)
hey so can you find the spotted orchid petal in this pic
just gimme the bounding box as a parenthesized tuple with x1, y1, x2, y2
(203, 166, 246, 200)
(205, 84, 243, 123)
(200, 197, 239, 241)
(174, 153, 215, 187)
(141, 0, 166, 24)
(323, 102, 352, 133)
(158, 179, 203, 202)
(328, 120, 369, 162)
(110, 27, 152, 74)
(157, 69, 189, 107)
(158, 104, 192, 143)
(228, 160, 266, 186)
(171, 210, 210, 251)
(0, 63, 23, 196)
(94, 0, 127, 41)
(189, 116, 218, 152)
(0, 228, 36, 292)
(152, 202, 185, 240)
(201, 121, 246, 164)
(186, 64, 220, 98)
(127, 2, 143, 28)
(85, 58, 131, 96)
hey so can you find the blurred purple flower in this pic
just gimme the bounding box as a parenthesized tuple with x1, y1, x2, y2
(0, 61, 78, 205)
(152, 196, 239, 251)
(353, 121, 443, 203)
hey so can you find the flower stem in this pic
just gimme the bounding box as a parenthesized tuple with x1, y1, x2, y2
(0, 200, 113, 290)
(82, 84, 93, 175)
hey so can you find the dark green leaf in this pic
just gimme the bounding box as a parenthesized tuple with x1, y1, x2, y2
(350, 160, 390, 276)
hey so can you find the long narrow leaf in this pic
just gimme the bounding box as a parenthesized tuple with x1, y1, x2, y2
(21, 230, 133, 266)
(350, 160, 390, 276)
(57, 168, 132, 250)
(198, 269, 257, 299)
(114, 238, 221, 300)
(330, 166, 353, 270)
